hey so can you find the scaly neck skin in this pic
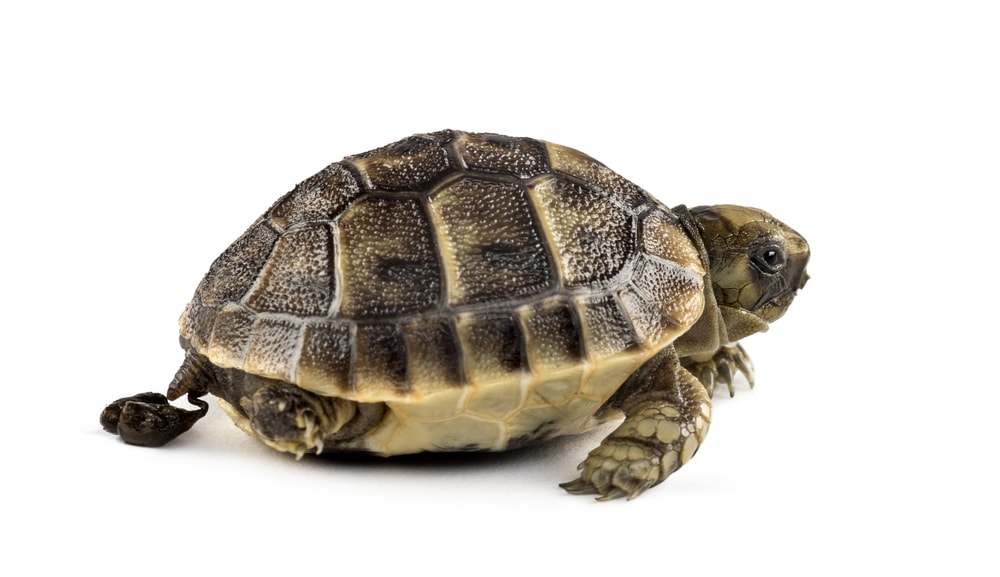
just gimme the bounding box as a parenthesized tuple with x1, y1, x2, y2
(670, 205, 768, 357)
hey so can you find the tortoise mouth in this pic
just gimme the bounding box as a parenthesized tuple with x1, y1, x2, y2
(754, 290, 798, 323)
(750, 264, 809, 323)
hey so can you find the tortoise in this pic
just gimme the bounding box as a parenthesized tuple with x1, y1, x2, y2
(101, 129, 810, 500)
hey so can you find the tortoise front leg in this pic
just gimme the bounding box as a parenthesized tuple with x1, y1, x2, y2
(561, 347, 712, 500)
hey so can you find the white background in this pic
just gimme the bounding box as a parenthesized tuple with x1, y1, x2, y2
(3, 1, 997, 575)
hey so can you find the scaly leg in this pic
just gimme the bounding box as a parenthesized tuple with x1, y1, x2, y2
(561, 346, 712, 500)
(213, 371, 387, 459)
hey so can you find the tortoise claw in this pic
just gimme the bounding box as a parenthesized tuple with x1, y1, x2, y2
(561, 477, 635, 501)
(682, 344, 755, 398)
(101, 392, 208, 447)
(596, 487, 631, 502)
(559, 478, 599, 496)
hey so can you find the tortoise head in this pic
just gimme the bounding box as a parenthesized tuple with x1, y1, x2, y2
(689, 205, 810, 342)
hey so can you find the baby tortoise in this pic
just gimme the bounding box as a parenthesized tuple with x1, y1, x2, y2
(101, 130, 810, 500)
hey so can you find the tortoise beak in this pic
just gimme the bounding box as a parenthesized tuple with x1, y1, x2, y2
(755, 292, 796, 323)
(753, 253, 809, 323)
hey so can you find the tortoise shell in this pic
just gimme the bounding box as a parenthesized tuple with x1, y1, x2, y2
(179, 130, 707, 454)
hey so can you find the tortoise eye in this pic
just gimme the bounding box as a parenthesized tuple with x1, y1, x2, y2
(751, 244, 786, 274)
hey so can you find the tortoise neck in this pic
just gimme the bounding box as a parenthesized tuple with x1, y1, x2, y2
(671, 204, 710, 279)
(670, 204, 728, 357)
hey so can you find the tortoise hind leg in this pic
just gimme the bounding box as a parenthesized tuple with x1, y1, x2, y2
(100, 349, 215, 447)
(219, 380, 353, 458)
(213, 371, 386, 458)
(561, 346, 712, 500)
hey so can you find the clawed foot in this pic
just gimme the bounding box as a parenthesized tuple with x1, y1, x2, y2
(560, 439, 673, 501)
(101, 392, 208, 447)
(561, 402, 709, 501)
(682, 344, 754, 397)
(561, 352, 713, 501)
(245, 381, 357, 459)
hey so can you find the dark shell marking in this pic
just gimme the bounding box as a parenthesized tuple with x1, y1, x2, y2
(180, 130, 705, 403)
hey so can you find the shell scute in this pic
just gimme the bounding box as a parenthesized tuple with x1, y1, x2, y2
(529, 176, 636, 289)
(525, 371, 582, 408)
(346, 131, 456, 192)
(401, 316, 464, 391)
(245, 224, 334, 316)
(454, 132, 550, 178)
(544, 142, 649, 212)
(456, 312, 526, 382)
(519, 297, 584, 372)
(298, 320, 352, 394)
(354, 323, 409, 394)
(430, 176, 553, 306)
(244, 316, 301, 382)
(337, 196, 441, 319)
(577, 294, 640, 360)
(640, 208, 704, 271)
(182, 222, 280, 352)
(464, 381, 524, 420)
(268, 163, 361, 231)
(631, 256, 705, 329)
(619, 284, 677, 347)
(195, 222, 280, 308)
(206, 303, 256, 369)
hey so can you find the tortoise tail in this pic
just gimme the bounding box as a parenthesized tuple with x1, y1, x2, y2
(100, 349, 215, 447)
(166, 348, 217, 400)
